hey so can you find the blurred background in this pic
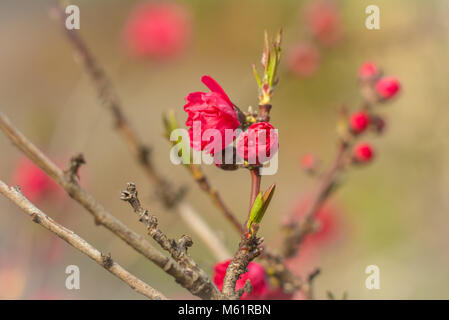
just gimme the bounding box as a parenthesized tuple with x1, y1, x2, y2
(0, 0, 448, 299)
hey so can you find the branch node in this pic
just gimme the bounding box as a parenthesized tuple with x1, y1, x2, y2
(64, 153, 86, 184)
(101, 252, 114, 269)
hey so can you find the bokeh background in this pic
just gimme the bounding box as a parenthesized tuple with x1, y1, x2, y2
(0, 0, 448, 299)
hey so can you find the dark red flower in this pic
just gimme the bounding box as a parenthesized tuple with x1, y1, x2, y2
(184, 76, 240, 153)
(236, 122, 278, 165)
(213, 260, 268, 300)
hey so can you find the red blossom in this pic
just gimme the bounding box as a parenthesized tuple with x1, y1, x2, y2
(292, 198, 341, 246)
(184, 76, 240, 153)
(287, 43, 320, 77)
(236, 122, 278, 165)
(375, 76, 400, 100)
(305, 0, 343, 46)
(349, 111, 370, 134)
(11, 157, 62, 202)
(123, 2, 191, 59)
(213, 260, 268, 300)
(353, 142, 374, 163)
(300, 153, 317, 171)
(358, 61, 379, 80)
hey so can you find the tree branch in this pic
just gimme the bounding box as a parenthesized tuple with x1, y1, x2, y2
(0, 111, 220, 299)
(187, 165, 245, 234)
(0, 180, 167, 300)
(221, 228, 264, 300)
(281, 139, 349, 258)
(120, 182, 222, 299)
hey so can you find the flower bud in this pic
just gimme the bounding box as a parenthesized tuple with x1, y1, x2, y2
(237, 122, 278, 165)
(287, 43, 320, 77)
(358, 61, 379, 80)
(300, 153, 318, 172)
(375, 76, 400, 100)
(305, 0, 343, 47)
(353, 142, 374, 163)
(349, 110, 370, 134)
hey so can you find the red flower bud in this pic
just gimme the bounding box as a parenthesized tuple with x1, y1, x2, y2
(123, 2, 191, 59)
(236, 122, 278, 165)
(353, 142, 374, 163)
(305, 0, 343, 47)
(184, 76, 240, 153)
(375, 76, 400, 100)
(300, 153, 317, 171)
(213, 260, 268, 300)
(287, 43, 320, 77)
(358, 61, 379, 80)
(349, 111, 370, 134)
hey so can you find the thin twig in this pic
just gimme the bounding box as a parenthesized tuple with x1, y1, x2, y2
(176, 201, 231, 261)
(248, 168, 261, 214)
(0, 112, 220, 299)
(120, 182, 222, 299)
(281, 140, 349, 258)
(259, 250, 304, 294)
(0, 180, 167, 300)
(302, 268, 321, 300)
(187, 165, 244, 234)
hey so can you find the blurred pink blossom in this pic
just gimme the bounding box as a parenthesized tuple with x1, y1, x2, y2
(287, 43, 320, 77)
(123, 2, 191, 59)
(11, 156, 62, 203)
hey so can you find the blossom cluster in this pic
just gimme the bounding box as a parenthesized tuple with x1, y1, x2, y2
(184, 76, 279, 166)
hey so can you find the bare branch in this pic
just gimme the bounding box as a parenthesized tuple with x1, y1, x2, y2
(63, 153, 85, 183)
(281, 140, 349, 258)
(221, 228, 264, 300)
(0, 180, 167, 300)
(120, 182, 222, 299)
(302, 268, 321, 300)
(187, 165, 244, 234)
(0, 111, 220, 300)
(259, 250, 304, 294)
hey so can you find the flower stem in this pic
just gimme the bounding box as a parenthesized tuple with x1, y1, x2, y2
(247, 168, 261, 229)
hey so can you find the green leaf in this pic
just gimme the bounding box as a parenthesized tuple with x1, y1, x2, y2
(247, 183, 276, 229)
(247, 192, 263, 229)
(261, 183, 276, 214)
(266, 51, 277, 88)
(162, 110, 191, 166)
(252, 64, 262, 89)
